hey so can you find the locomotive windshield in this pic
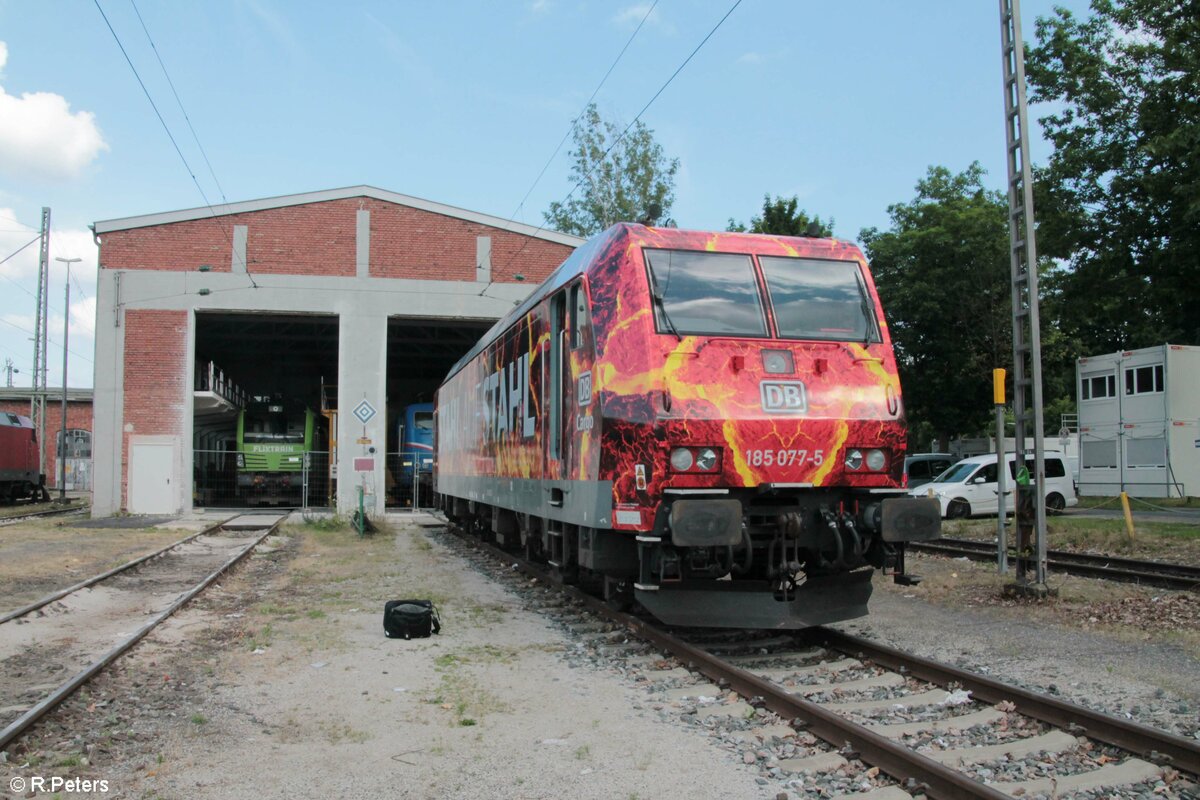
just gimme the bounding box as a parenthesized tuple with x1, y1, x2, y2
(243, 411, 306, 443)
(644, 249, 767, 337)
(759, 256, 878, 342)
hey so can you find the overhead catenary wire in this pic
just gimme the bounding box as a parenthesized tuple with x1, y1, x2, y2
(492, 0, 745, 284)
(93, 0, 257, 289)
(506, 0, 660, 225)
(0, 317, 94, 364)
(128, 0, 227, 205)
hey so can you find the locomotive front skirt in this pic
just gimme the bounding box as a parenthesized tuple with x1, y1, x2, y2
(436, 223, 940, 629)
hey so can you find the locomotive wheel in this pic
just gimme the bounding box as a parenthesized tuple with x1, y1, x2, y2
(603, 576, 634, 612)
(946, 498, 970, 519)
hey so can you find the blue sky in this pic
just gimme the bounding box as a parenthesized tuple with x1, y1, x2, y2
(0, 0, 1091, 389)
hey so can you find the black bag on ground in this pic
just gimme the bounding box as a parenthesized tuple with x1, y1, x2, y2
(383, 599, 441, 639)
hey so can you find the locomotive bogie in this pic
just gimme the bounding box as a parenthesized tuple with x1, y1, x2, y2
(435, 224, 939, 629)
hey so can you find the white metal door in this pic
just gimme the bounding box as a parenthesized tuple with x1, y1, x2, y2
(130, 443, 174, 514)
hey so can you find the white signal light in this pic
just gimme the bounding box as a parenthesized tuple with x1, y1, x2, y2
(761, 349, 794, 375)
(695, 448, 718, 471)
(866, 449, 886, 471)
(670, 448, 694, 472)
(845, 449, 864, 470)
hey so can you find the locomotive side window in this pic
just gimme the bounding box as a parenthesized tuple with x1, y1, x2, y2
(759, 257, 878, 343)
(569, 282, 589, 350)
(643, 249, 767, 337)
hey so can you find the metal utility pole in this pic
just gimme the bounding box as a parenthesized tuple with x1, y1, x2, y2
(56, 256, 81, 502)
(999, 0, 1049, 594)
(3, 358, 17, 387)
(31, 207, 51, 476)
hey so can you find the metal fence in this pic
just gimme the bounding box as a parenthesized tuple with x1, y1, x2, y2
(193, 449, 332, 509)
(384, 450, 435, 510)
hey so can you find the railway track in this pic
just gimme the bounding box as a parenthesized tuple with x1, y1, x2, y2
(0, 513, 286, 750)
(439, 520, 1199, 799)
(908, 537, 1200, 591)
(0, 504, 88, 528)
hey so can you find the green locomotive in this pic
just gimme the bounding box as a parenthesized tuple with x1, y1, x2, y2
(235, 400, 316, 506)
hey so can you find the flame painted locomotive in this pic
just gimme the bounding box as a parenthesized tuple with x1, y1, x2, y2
(435, 224, 940, 628)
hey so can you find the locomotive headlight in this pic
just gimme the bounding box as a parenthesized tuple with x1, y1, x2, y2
(670, 447, 694, 472)
(761, 349, 794, 375)
(236, 453, 245, 468)
(845, 449, 864, 470)
(866, 449, 886, 471)
(695, 448, 718, 471)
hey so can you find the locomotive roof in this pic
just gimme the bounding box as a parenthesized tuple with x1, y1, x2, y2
(440, 223, 866, 384)
(1, 411, 34, 428)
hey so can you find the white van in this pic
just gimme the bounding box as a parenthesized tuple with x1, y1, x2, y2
(910, 452, 1078, 519)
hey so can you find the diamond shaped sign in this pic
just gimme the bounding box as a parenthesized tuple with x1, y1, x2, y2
(352, 399, 377, 425)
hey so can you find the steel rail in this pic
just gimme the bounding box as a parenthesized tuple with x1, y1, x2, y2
(0, 505, 88, 528)
(0, 516, 237, 625)
(0, 517, 283, 751)
(448, 530, 1009, 800)
(909, 537, 1200, 591)
(818, 628, 1200, 776)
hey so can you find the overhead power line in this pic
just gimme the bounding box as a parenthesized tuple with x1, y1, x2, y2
(494, 0, 745, 280)
(508, 0, 660, 224)
(0, 317, 94, 364)
(93, 0, 257, 288)
(129, 0, 228, 205)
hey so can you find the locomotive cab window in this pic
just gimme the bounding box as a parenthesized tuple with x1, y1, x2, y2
(643, 249, 767, 337)
(759, 257, 878, 342)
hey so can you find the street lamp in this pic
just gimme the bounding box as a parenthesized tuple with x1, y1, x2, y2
(55, 256, 81, 503)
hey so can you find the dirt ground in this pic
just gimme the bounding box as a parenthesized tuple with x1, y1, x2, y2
(0, 520, 197, 612)
(1, 517, 772, 800)
(0, 513, 1196, 799)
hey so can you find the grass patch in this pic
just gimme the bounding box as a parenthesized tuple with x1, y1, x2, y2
(245, 623, 274, 650)
(189, 713, 207, 725)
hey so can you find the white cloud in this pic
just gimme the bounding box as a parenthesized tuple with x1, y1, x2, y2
(613, 4, 673, 33)
(738, 52, 765, 65)
(0, 42, 109, 181)
(0, 210, 98, 293)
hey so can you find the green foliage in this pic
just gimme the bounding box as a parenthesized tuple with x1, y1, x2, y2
(860, 164, 1017, 445)
(727, 194, 834, 237)
(1027, 0, 1200, 351)
(544, 103, 679, 236)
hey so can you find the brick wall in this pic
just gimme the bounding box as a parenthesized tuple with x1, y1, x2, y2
(0, 399, 93, 488)
(364, 199, 572, 282)
(122, 310, 187, 507)
(99, 197, 573, 281)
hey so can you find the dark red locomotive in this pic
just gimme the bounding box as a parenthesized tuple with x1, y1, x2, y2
(0, 411, 49, 503)
(435, 224, 940, 628)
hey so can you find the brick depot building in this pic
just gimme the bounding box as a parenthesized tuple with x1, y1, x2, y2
(91, 186, 580, 516)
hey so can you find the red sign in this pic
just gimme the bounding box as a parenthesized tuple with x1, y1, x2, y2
(353, 457, 374, 472)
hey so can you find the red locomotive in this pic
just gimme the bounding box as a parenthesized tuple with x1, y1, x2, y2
(435, 224, 940, 628)
(0, 411, 49, 503)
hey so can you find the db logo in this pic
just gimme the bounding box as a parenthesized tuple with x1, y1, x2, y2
(760, 381, 807, 413)
(578, 371, 593, 406)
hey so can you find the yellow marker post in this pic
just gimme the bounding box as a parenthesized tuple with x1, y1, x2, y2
(1119, 491, 1136, 541)
(993, 368, 1007, 574)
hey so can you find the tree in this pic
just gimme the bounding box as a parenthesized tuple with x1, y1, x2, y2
(727, 195, 834, 237)
(1027, 0, 1200, 351)
(859, 165, 1015, 447)
(544, 104, 680, 237)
